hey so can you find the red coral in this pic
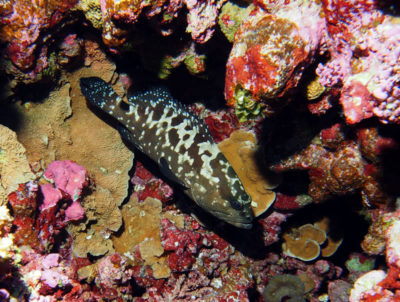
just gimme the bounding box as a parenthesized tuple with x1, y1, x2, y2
(339, 81, 375, 124)
(131, 161, 173, 204)
(161, 219, 201, 272)
(8, 182, 43, 251)
(224, 3, 323, 112)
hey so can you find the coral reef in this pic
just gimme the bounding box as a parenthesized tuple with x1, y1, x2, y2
(270, 123, 396, 205)
(316, 2, 400, 125)
(349, 211, 400, 301)
(2, 1, 400, 301)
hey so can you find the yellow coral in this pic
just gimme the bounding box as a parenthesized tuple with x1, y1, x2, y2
(112, 196, 170, 279)
(306, 76, 326, 100)
(282, 224, 326, 261)
(0, 205, 14, 261)
(76, 0, 103, 29)
(218, 130, 277, 217)
(0, 125, 35, 206)
(283, 218, 343, 261)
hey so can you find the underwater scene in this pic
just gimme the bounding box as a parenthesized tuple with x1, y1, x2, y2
(1, 0, 400, 301)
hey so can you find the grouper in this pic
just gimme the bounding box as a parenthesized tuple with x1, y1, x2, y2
(80, 77, 254, 229)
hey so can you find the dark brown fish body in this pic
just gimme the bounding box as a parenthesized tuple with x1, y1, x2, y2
(80, 77, 254, 228)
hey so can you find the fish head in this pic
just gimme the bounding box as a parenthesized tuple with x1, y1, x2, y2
(80, 77, 119, 109)
(192, 183, 254, 229)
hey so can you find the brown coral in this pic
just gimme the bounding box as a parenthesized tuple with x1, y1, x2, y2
(0, 125, 35, 205)
(112, 196, 170, 279)
(283, 218, 343, 261)
(13, 40, 134, 257)
(218, 130, 277, 217)
(283, 224, 326, 261)
(314, 218, 343, 258)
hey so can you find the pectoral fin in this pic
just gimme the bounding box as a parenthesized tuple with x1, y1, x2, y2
(159, 157, 188, 189)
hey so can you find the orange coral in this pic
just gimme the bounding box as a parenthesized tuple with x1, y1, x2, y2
(283, 224, 326, 261)
(100, 0, 167, 48)
(218, 130, 277, 217)
(112, 196, 171, 279)
(283, 218, 343, 261)
(0, 0, 77, 70)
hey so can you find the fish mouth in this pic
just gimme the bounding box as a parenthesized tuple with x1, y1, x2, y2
(212, 209, 253, 229)
(228, 221, 253, 229)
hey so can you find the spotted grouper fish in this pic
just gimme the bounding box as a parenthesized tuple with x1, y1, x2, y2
(80, 77, 254, 228)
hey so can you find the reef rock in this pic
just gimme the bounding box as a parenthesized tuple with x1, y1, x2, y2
(15, 40, 133, 208)
(225, 1, 325, 114)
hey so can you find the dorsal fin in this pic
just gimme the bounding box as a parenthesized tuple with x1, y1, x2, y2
(128, 86, 213, 139)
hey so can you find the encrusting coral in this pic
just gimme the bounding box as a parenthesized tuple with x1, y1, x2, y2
(263, 274, 305, 302)
(218, 130, 277, 217)
(7, 41, 135, 259)
(225, 1, 325, 114)
(112, 196, 171, 279)
(218, 1, 254, 43)
(283, 224, 326, 262)
(282, 217, 343, 262)
(0, 125, 35, 206)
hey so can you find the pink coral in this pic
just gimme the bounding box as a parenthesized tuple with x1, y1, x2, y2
(43, 160, 89, 201)
(40, 183, 63, 211)
(7, 161, 88, 252)
(184, 0, 223, 44)
(64, 201, 85, 222)
(316, 0, 400, 124)
(100, 0, 222, 50)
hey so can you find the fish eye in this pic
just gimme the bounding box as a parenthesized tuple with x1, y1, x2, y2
(120, 101, 130, 111)
(228, 199, 243, 210)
